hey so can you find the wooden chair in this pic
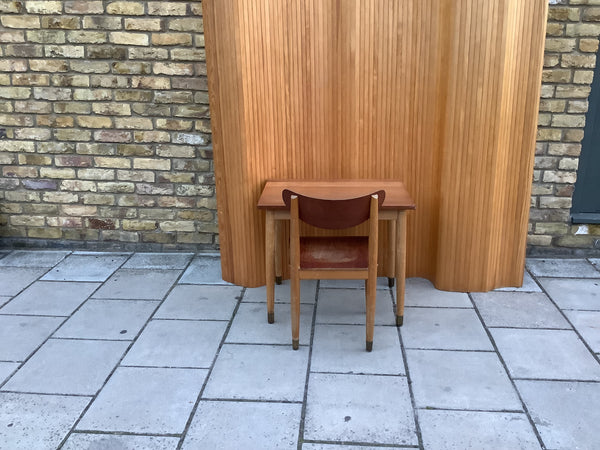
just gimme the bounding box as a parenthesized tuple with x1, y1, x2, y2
(283, 189, 385, 351)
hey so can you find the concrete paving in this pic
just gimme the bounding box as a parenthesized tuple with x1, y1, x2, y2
(0, 251, 599, 449)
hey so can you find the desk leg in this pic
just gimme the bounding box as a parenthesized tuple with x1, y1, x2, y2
(265, 210, 275, 324)
(395, 211, 407, 326)
(275, 220, 282, 285)
(388, 219, 396, 287)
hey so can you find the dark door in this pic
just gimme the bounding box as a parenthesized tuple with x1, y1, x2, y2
(572, 52, 600, 223)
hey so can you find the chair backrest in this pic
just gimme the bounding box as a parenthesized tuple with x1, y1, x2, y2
(282, 189, 385, 229)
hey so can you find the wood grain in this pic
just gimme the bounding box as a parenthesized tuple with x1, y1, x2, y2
(204, 0, 548, 291)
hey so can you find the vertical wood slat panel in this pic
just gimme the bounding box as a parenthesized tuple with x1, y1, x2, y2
(204, 0, 548, 291)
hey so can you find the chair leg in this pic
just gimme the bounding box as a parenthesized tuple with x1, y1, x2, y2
(365, 277, 376, 352)
(291, 273, 300, 350)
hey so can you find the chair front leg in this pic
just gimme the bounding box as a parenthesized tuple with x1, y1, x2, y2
(365, 276, 376, 352)
(290, 272, 300, 350)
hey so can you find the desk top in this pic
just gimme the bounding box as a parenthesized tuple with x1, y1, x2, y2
(257, 180, 416, 210)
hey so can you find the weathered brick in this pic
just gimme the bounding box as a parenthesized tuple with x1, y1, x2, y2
(5, 191, 40, 202)
(29, 58, 68, 72)
(69, 61, 110, 74)
(52, 102, 89, 115)
(539, 197, 572, 209)
(546, 23, 564, 37)
(128, 47, 168, 60)
(174, 105, 210, 119)
(123, 219, 158, 231)
(124, 18, 162, 31)
(73, 89, 112, 101)
(33, 86, 71, 100)
(175, 185, 213, 196)
(542, 69, 570, 84)
(83, 16, 122, 30)
(14, 154, 51, 167)
(62, 205, 97, 216)
(60, 180, 97, 192)
(579, 38, 599, 53)
(14, 127, 52, 140)
(133, 131, 170, 143)
(542, 170, 577, 184)
(117, 170, 154, 182)
(3, 166, 38, 177)
(0, 30, 25, 42)
(565, 23, 600, 37)
(55, 128, 91, 141)
(116, 144, 153, 157)
(93, 130, 132, 143)
(42, 191, 78, 203)
(153, 62, 193, 76)
(136, 183, 173, 195)
(154, 91, 193, 104)
(44, 45, 84, 58)
(156, 196, 195, 208)
(55, 155, 93, 167)
(534, 222, 569, 235)
(1, 15, 40, 28)
(133, 158, 170, 171)
(138, 209, 175, 220)
(567, 100, 588, 113)
(101, 230, 139, 242)
(0, 140, 35, 152)
(132, 103, 170, 116)
(573, 70, 594, 84)
(114, 90, 153, 102)
(545, 38, 576, 52)
(157, 173, 194, 184)
(151, 33, 192, 46)
(551, 114, 585, 128)
(178, 210, 213, 221)
(0, 114, 34, 126)
(156, 119, 193, 131)
(115, 117, 153, 129)
(160, 221, 195, 232)
(96, 181, 135, 193)
(12, 73, 49, 86)
(52, 74, 90, 87)
(65, 1, 104, 14)
(82, 193, 115, 205)
(37, 142, 76, 154)
(87, 46, 127, 60)
(22, 179, 58, 190)
(77, 116, 113, 128)
(170, 49, 206, 62)
(41, 16, 80, 30)
(109, 31, 149, 46)
(106, 1, 145, 16)
(28, 227, 63, 238)
(67, 30, 107, 44)
(46, 216, 83, 228)
(0, 87, 32, 99)
(131, 76, 170, 89)
(173, 132, 209, 146)
(0, 1, 23, 13)
(555, 85, 591, 98)
(94, 156, 131, 169)
(564, 129, 585, 142)
(77, 143, 115, 155)
(40, 167, 76, 179)
(0, 177, 19, 189)
(548, 7, 580, 22)
(88, 218, 116, 230)
(148, 2, 187, 16)
(561, 54, 596, 68)
(112, 62, 151, 75)
(5, 43, 43, 57)
(0, 59, 27, 72)
(11, 215, 45, 226)
(92, 102, 131, 116)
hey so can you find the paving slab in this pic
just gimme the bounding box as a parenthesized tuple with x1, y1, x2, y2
(1, 281, 100, 316)
(92, 269, 181, 300)
(564, 310, 600, 353)
(0, 296, 11, 308)
(0, 250, 9, 258)
(316, 288, 396, 326)
(471, 291, 570, 328)
(405, 277, 472, 307)
(0, 267, 49, 296)
(179, 255, 230, 284)
(406, 349, 521, 410)
(418, 410, 541, 450)
(539, 278, 600, 310)
(0, 392, 90, 449)
(494, 270, 542, 293)
(121, 320, 227, 368)
(243, 279, 318, 304)
(304, 373, 417, 445)
(516, 380, 600, 450)
(226, 302, 314, 345)
(54, 299, 159, 340)
(154, 285, 241, 320)
(77, 367, 207, 434)
(302, 445, 396, 450)
(182, 401, 301, 450)
(42, 253, 129, 282)
(0, 315, 63, 362)
(63, 434, 180, 450)
(310, 324, 405, 375)
(0, 362, 19, 385)
(122, 252, 194, 270)
(590, 258, 600, 270)
(203, 344, 309, 401)
(526, 258, 600, 278)
(401, 308, 493, 350)
(491, 328, 600, 380)
(320, 277, 390, 289)
(2, 339, 129, 395)
(0, 250, 70, 268)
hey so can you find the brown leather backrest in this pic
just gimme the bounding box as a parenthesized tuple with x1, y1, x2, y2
(282, 189, 385, 230)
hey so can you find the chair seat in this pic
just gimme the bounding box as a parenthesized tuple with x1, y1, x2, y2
(300, 236, 369, 269)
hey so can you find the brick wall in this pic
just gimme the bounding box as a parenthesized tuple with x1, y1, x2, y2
(1, 0, 600, 254)
(531, 0, 600, 254)
(0, 0, 216, 251)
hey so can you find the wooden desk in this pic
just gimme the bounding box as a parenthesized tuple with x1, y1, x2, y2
(258, 180, 415, 325)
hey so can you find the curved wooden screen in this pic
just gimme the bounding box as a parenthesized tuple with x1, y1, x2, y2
(204, 0, 547, 291)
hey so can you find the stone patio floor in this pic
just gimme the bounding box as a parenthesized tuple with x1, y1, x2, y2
(0, 250, 599, 449)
